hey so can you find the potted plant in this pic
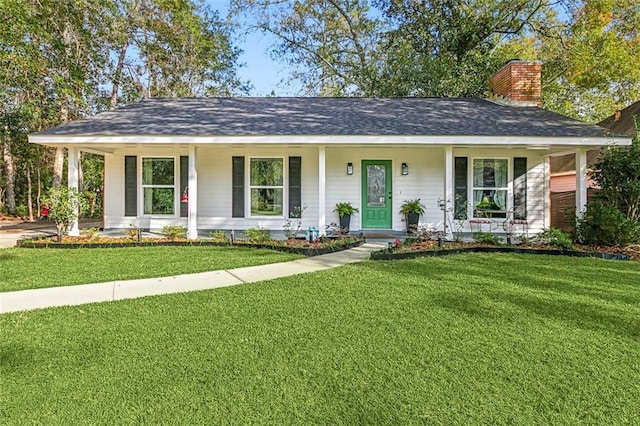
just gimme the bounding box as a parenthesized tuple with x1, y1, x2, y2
(334, 202, 359, 233)
(400, 199, 425, 234)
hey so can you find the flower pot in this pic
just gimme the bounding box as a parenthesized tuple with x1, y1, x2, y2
(405, 212, 420, 234)
(339, 214, 351, 233)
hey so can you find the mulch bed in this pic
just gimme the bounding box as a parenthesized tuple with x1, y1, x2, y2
(371, 240, 638, 261)
(16, 235, 366, 257)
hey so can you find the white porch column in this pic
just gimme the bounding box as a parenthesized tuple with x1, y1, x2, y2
(187, 146, 198, 240)
(444, 147, 454, 239)
(576, 148, 588, 218)
(318, 145, 326, 236)
(543, 155, 551, 229)
(67, 147, 80, 236)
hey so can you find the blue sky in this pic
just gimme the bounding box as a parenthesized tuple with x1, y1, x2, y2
(207, 0, 299, 96)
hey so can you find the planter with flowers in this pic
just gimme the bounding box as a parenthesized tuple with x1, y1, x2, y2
(334, 202, 359, 233)
(399, 199, 425, 234)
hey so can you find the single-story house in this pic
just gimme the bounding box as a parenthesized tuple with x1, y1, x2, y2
(29, 61, 631, 239)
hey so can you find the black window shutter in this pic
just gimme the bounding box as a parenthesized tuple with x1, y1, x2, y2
(513, 157, 527, 219)
(180, 156, 188, 217)
(289, 157, 302, 217)
(232, 156, 245, 218)
(124, 156, 137, 217)
(454, 157, 468, 219)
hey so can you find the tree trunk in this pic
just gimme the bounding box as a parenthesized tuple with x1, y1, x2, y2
(110, 41, 130, 109)
(26, 164, 34, 221)
(37, 167, 42, 217)
(2, 139, 16, 214)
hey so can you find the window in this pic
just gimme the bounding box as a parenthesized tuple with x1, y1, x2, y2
(142, 157, 175, 215)
(250, 158, 283, 216)
(473, 159, 508, 218)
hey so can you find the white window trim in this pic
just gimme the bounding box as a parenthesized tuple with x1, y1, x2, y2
(140, 156, 178, 217)
(469, 157, 511, 219)
(248, 156, 287, 218)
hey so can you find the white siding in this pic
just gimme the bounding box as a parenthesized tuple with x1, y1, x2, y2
(453, 148, 547, 234)
(104, 147, 188, 230)
(325, 147, 446, 231)
(103, 144, 550, 235)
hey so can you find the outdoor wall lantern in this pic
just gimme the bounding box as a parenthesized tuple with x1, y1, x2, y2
(347, 162, 354, 175)
(401, 162, 409, 175)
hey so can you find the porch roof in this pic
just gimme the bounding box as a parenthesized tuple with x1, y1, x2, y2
(32, 97, 614, 140)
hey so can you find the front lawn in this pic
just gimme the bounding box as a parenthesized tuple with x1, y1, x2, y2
(0, 246, 303, 292)
(2, 253, 639, 424)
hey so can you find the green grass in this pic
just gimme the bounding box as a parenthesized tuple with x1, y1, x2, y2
(2, 253, 639, 424)
(0, 246, 303, 292)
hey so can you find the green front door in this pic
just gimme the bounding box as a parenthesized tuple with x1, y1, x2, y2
(361, 160, 392, 228)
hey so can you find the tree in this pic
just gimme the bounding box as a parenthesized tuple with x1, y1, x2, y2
(589, 121, 640, 222)
(42, 186, 89, 241)
(0, 0, 247, 218)
(231, 0, 383, 95)
(498, 0, 640, 121)
(372, 0, 560, 97)
(107, 0, 248, 107)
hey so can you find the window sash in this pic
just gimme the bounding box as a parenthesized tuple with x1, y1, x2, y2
(472, 158, 508, 218)
(142, 157, 176, 215)
(249, 158, 284, 217)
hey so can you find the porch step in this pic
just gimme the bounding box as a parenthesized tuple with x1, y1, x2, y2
(360, 230, 407, 242)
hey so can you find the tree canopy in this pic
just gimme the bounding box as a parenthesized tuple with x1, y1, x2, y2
(1, 0, 247, 216)
(233, 0, 639, 120)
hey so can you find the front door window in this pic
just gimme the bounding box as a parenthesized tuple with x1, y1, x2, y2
(367, 165, 387, 207)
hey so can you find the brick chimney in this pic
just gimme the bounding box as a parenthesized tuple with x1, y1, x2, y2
(489, 60, 542, 107)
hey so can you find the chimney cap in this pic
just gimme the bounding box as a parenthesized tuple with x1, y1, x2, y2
(502, 59, 542, 66)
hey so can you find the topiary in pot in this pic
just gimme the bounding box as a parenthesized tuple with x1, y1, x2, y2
(334, 202, 359, 233)
(400, 199, 426, 234)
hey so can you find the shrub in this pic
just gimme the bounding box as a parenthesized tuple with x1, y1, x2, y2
(472, 231, 502, 246)
(283, 205, 307, 239)
(409, 225, 436, 241)
(589, 135, 640, 222)
(243, 227, 271, 243)
(15, 204, 28, 217)
(125, 225, 140, 240)
(162, 225, 187, 240)
(575, 203, 640, 246)
(534, 227, 573, 250)
(80, 227, 100, 240)
(209, 230, 228, 242)
(43, 186, 89, 241)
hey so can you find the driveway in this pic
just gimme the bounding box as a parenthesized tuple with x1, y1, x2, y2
(0, 220, 102, 248)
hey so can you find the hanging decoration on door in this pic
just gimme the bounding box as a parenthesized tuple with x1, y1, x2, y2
(181, 187, 189, 203)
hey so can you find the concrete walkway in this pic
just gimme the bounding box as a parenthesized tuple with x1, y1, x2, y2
(0, 242, 385, 314)
(0, 224, 55, 248)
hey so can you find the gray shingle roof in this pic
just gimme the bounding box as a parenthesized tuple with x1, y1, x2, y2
(35, 97, 610, 138)
(598, 100, 640, 137)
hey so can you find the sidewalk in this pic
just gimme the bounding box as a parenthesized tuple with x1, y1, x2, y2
(0, 242, 385, 314)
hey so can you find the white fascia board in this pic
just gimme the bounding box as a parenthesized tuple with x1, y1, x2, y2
(28, 134, 631, 147)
